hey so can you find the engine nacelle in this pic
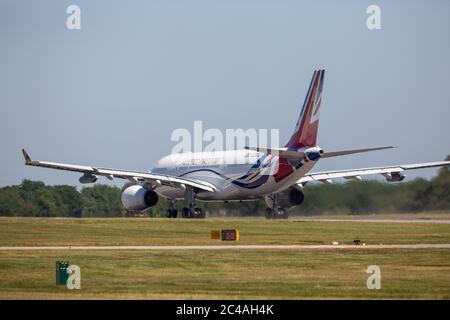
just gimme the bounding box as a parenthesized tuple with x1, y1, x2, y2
(385, 172, 406, 182)
(265, 187, 304, 210)
(79, 173, 98, 184)
(121, 185, 159, 211)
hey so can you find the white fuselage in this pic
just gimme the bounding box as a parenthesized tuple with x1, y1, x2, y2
(151, 149, 318, 201)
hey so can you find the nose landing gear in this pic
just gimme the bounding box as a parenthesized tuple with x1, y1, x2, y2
(182, 186, 206, 218)
(166, 203, 205, 219)
(167, 186, 206, 218)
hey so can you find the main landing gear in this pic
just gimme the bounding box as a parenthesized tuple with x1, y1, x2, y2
(166, 199, 178, 218)
(264, 193, 289, 220)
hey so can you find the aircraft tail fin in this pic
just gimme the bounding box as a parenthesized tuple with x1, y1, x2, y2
(285, 69, 325, 149)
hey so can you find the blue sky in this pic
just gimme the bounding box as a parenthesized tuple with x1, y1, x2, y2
(1, 0, 449, 187)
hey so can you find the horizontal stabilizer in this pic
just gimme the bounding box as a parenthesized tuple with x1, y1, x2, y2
(245, 145, 394, 160)
(321, 146, 395, 159)
(244, 146, 305, 159)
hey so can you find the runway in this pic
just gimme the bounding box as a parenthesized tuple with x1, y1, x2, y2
(293, 218, 450, 224)
(1, 244, 450, 251)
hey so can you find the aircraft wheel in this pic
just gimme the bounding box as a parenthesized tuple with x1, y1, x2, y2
(265, 208, 273, 219)
(191, 207, 205, 219)
(274, 208, 288, 220)
(170, 209, 178, 218)
(181, 207, 191, 218)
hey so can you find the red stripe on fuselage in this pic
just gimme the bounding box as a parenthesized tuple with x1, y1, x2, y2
(273, 156, 294, 183)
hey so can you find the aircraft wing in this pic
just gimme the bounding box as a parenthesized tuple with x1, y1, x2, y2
(21, 149, 216, 192)
(297, 161, 450, 184)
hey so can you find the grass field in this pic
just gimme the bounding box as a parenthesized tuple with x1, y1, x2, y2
(0, 216, 450, 299)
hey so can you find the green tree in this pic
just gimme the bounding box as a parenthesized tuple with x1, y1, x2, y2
(81, 185, 126, 217)
(1, 155, 449, 217)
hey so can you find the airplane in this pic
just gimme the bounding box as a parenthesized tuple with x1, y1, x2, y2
(21, 70, 450, 219)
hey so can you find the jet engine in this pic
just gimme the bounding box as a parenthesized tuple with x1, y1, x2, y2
(384, 172, 406, 182)
(121, 184, 159, 211)
(265, 187, 305, 210)
(79, 173, 98, 184)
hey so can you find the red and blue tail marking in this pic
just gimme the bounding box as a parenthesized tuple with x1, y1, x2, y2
(285, 69, 325, 149)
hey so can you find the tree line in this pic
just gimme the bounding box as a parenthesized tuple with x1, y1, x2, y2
(1, 157, 448, 217)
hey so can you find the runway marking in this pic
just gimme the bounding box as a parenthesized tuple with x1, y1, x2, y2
(1, 244, 450, 251)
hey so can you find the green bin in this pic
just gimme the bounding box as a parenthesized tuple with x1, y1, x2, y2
(56, 260, 70, 285)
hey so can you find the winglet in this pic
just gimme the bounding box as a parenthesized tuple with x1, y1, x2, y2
(22, 149, 32, 165)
